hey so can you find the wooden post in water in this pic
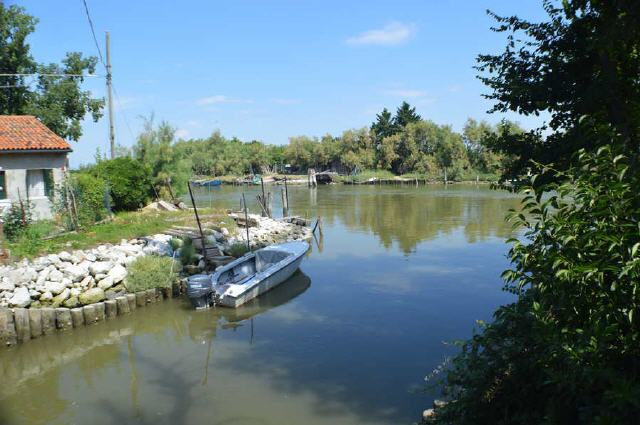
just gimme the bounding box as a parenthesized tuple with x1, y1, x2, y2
(281, 188, 289, 217)
(242, 193, 251, 251)
(187, 182, 207, 257)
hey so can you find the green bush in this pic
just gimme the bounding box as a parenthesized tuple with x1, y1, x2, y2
(2, 201, 32, 241)
(92, 157, 153, 211)
(76, 173, 110, 225)
(429, 147, 640, 424)
(125, 255, 177, 292)
(178, 237, 197, 265)
(226, 241, 249, 258)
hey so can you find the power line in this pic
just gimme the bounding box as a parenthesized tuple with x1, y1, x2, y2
(113, 84, 136, 141)
(81, 0, 106, 69)
(0, 73, 102, 77)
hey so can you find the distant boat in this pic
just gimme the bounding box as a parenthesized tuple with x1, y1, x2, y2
(198, 179, 222, 187)
(187, 241, 309, 309)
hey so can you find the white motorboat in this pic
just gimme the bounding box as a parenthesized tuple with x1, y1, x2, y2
(187, 241, 309, 308)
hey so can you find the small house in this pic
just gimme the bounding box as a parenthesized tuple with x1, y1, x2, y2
(0, 115, 72, 219)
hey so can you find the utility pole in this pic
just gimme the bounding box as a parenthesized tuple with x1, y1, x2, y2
(105, 31, 115, 159)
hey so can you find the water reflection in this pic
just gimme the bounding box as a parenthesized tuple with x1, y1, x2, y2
(0, 273, 311, 425)
(194, 185, 519, 254)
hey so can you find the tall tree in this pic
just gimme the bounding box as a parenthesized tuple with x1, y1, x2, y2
(393, 101, 421, 128)
(371, 108, 397, 139)
(0, 4, 103, 141)
(477, 0, 640, 178)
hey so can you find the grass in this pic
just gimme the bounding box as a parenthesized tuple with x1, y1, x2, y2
(125, 255, 177, 292)
(3, 208, 234, 261)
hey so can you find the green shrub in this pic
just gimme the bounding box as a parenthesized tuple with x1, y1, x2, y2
(429, 147, 640, 424)
(179, 237, 197, 265)
(92, 157, 153, 211)
(75, 173, 110, 225)
(125, 255, 177, 292)
(226, 241, 249, 258)
(2, 201, 32, 241)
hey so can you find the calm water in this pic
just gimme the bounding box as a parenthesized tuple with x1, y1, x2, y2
(0, 185, 521, 425)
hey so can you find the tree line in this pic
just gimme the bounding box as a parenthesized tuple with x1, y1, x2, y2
(117, 104, 523, 190)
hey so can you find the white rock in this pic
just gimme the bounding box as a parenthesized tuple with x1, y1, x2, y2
(64, 264, 88, 282)
(85, 253, 97, 262)
(70, 288, 81, 297)
(47, 254, 61, 265)
(28, 289, 40, 298)
(97, 276, 115, 290)
(48, 269, 64, 282)
(9, 287, 31, 307)
(108, 264, 127, 283)
(45, 281, 66, 295)
(94, 273, 107, 281)
(39, 291, 53, 301)
(90, 261, 112, 276)
(58, 251, 72, 262)
(80, 276, 93, 288)
(0, 280, 15, 292)
(61, 277, 72, 288)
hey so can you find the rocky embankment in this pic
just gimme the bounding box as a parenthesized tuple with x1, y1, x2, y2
(0, 214, 312, 310)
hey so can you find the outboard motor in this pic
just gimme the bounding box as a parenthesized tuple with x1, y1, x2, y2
(187, 274, 214, 309)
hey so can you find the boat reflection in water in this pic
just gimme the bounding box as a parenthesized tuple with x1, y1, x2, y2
(187, 270, 311, 341)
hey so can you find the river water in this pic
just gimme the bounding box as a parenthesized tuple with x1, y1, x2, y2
(0, 184, 521, 425)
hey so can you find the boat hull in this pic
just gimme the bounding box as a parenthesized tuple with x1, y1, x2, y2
(217, 254, 305, 308)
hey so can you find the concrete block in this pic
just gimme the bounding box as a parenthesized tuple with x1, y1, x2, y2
(116, 296, 130, 315)
(70, 308, 84, 327)
(13, 308, 31, 342)
(104, 300, 118, 319)
(55, 308, 72, 330)
(28, 309, 43, 338)
(0, 308, 17, 347)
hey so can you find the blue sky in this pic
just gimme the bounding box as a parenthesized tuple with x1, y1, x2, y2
(12, 0, 548, 167)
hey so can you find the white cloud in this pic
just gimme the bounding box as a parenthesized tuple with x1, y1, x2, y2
(196, 95, 253, 105)
(346, 21, 417, 46)
(447, 84, 463, 93)
(185, 120, 200, 127)
(175, 129, 190, 139)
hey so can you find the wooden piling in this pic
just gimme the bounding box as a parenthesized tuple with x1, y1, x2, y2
(145, 289, 156, 303)
(28, 309, 43, 338)
(0, 308, 17, 346)
(82, 305, 98, 325)
(126, 294, 137, 310)
(242, 193, 251, 251)
(13, 308, 30, 342)
(281, 188, 289, 217)
(56, 308, 73, 330)
(94, 302, 106, 321)
(70, 308, 85, 327)
(41, 308, 56, 335)
(104, 300, 118, 319)
(135, 291, 146, 307)
(115, 296, 130, 315)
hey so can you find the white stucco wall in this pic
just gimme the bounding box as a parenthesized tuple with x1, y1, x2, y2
(0, 151, 68, 220)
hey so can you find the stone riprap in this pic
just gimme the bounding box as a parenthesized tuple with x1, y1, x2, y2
(0, 215, 312, 347)
(216, 213, 313, 250)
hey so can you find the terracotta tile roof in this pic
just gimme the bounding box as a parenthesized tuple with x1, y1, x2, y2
(0, 115, 72, 152)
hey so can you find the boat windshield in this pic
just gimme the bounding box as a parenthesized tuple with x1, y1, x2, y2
(255, 250, 289, 272)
